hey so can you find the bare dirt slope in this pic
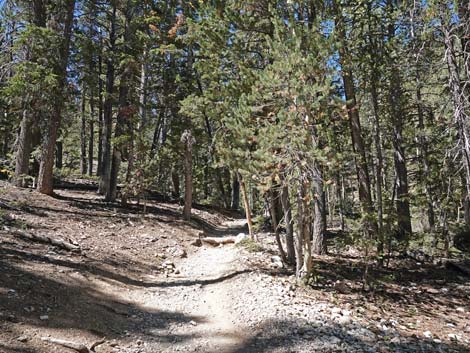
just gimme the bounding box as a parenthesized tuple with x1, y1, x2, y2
(1, 182, 469, 353)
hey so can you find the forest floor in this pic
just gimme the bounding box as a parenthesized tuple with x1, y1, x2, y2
(0, 180, 469, 353)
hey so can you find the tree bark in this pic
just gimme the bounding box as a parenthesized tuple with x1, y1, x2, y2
(333, 0, 377, 241)
(37, 0, 76, 195)
(238, 172, 254, 240)
(97, 51, 104, 176)
(280, 183, 296, 265)
(312, 163, 326, 255)
(268, 188, 288, 264)
(387, 16, 412, 243)
(14, 110, 34, 187)
(442, 15, 470, 227)
(98, 3, 116, 196)
(182, 130, 195, 221)
(88, 85, 95, 176)
(80, 85, 87, 175)
(231, 173, 240, 209)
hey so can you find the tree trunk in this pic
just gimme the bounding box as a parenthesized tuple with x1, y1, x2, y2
(312, 163, 326, 255)
(88, 84, 95, 176)
(14, 2, 46, 188)
(231, 173, 240, 209)
(97, 51, 104, 176)
(296, 181, 312, 281)
(443, 18, 470, 227)
(280, 183, 296, 265)
(14, 110, 34, 187)
(238, 172, 254, 240)
(106, 74, 130, 202)
(268, 188, 287, 264)
(37, 0, 76, 195)
(333, 0, 377, 241)
(182, 130, 195, 221)
(98, 4, 116, 196)
(80, 86, 87, 175)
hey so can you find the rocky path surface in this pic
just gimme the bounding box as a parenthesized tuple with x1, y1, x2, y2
(113, 240, 469, 353)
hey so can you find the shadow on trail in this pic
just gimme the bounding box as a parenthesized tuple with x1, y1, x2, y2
(0, 258, 204, 352)
(0, 247, 250, 289)
(224, 318, 469, 353)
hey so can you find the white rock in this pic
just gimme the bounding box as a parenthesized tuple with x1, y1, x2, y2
(448, 333, 461, 341)
(423, 330, 433, 338)
(235, 232, 248, 244)
(39, 315, 49, 320)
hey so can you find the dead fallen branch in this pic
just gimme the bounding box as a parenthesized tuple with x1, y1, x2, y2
(201, 236, 236, 246)
(41, 337, 89, 353)
(41, 337, 106, 353)
(11, 228, 80, 252)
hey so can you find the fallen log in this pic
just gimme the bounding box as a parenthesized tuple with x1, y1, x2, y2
(41, 337, 89, 353)
(11, 229, 80, 252)
(40, 337, 105, 353)
(201, 236, 236, 246)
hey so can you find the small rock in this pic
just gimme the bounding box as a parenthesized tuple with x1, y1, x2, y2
(423, 331, 432, 338)
(235, 233, 248, 244)
(17, 336, 28, 342)
(390, 337, 401, 344)
(190, 320, 197, 326)
(39, 315, 49, 320)
(448, 333, 460, 341)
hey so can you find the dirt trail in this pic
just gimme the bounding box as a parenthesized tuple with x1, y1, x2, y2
(174, 246, 248, 352)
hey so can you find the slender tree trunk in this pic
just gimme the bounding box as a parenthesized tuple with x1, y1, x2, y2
(268, 188, 287, 264)
(106, 2, 135, 203)
(88, 85, 95, 176)
(99, 4, 116, 196)
(37, 0, 76, 195)
(416, 72, 434, 229)
(280, 183, 296, 265)
(97, 51, 104, 176)
(443, 21, 470, 227)
(370, 69, 385, 254)
(14, 110, 34, 187)
(80, 86, 87, 175)
(333, 0, 378, 241)
(296, 180, 312, 281)
(312, 163, 326, 255)
(106, 74, 130, 202)
(182, 130, 195, 221)
(239, 172, 254, 240)
(231, 173, 240, 209)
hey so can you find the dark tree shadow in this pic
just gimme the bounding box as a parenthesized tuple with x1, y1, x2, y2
(0, 258, 205, 352)
(225, 318, 469, 353)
